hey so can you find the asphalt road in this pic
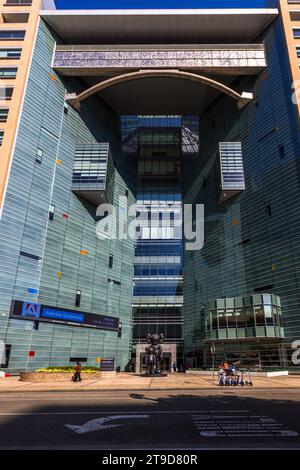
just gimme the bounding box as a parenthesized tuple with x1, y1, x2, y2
(0, 389, 300, 450)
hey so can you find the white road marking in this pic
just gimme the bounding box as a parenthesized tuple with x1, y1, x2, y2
(66, 415, 149, 434)
(191, 412, 299, 438)
(1, 409, 298, 440)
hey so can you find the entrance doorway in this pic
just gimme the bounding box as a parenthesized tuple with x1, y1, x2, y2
(139, 351, 172, 373)
(161, 352, 171, 372)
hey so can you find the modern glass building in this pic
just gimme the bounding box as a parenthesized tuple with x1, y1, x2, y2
(0, 0, 300, 372)
(123, 116, 184, 370)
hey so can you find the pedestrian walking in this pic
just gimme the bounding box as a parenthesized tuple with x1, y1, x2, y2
(73, 361, 82, 382)
(172, 361, 177, 373)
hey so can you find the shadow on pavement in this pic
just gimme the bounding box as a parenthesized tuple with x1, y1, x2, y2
(0, 391, 299, 449)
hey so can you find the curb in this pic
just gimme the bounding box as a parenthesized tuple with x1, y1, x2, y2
(0, 386, 300, 394)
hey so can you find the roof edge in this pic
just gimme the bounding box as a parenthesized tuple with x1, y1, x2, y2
(40, 8, 279, 17)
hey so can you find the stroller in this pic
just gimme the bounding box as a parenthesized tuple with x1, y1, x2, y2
(243, 369, 253, 387)
(219, 365, 253, 387)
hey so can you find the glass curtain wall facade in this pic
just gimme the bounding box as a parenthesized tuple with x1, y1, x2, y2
(0, 20, 135, 372)
(183, 18, 300, 371)
(121, 115, 200, 367)
(121, 116, 184, 364)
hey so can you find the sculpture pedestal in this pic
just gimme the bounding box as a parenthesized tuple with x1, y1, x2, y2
(136, 343, 177, 373)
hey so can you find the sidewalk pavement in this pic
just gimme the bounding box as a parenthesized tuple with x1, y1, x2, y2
(0, 372, 300, 392)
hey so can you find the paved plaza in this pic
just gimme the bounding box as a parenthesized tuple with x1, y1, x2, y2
(0, 372, 300, 393)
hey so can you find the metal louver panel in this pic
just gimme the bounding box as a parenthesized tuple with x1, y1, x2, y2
(219, 141, 245, 203)
(71, 143, 114, 205)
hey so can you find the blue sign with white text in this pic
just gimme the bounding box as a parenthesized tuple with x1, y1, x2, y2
(11, 300, 119, 332)
(41, 308, 84, 323)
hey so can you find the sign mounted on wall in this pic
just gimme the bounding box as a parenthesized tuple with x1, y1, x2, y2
(100, 358, 115, 371)
(22, 302, 41, 319)
(10, 300, 119, 332)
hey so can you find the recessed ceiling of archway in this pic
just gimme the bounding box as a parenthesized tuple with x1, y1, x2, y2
(83, 75, 236, 115)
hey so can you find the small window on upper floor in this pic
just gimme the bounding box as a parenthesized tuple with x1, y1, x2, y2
(0, 30, 25, 41)
(49, 204, 55, 221)
(0, 87, 13, 100)
(290, 11, 300, 22)
(4, 0, 32, 5)
(75, 289, 81, 308)
(279, 144, 285, 160)
(109, 254, 113, 269)
(293, 28, 300, 39)
(0, 68, 17, 79)
(36, 148, 43, 164)
(2, 13, 29, 23)
(0, 130, 4, 146)
(0, 108, 8, 122)
(0, 48, 22, 59)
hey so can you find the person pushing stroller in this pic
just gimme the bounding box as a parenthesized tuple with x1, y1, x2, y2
(219, 361, 240, 386)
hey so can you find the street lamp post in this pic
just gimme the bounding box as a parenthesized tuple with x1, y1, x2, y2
(210, 343, 216, 381)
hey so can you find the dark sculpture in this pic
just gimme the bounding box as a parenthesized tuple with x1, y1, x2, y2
(145, 333, 164, 375)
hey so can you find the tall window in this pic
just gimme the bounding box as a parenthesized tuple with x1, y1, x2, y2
(36, 148, 43, 164)
(75, 290, 81, 308)
(0, 131, 4, 146)
(49, 204, 55, 221)
(0, 108, 9, 122)
(0, 87, 13, 100)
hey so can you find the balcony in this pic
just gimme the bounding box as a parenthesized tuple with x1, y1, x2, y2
(71, 143, 114, 206)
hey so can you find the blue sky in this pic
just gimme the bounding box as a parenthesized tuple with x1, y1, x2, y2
(54, 1, 278, 9)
